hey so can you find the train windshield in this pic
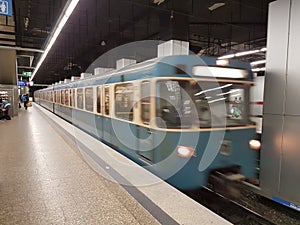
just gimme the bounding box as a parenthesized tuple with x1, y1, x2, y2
(156, 79, 249, 129)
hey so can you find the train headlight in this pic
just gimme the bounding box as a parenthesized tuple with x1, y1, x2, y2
(177, 146, 195, 158)
(249, 139, 261, 150)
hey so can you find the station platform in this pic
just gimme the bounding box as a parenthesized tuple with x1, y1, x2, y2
(0, 103, 232, 225)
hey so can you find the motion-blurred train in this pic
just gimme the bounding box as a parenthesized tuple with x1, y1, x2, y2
(35, 54, 260, 190)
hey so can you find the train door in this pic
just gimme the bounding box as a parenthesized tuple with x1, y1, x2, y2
(95, 86, 103, 139)
(138, 81, 155, 163)
(103, 85, 111, 143)
(52, 90, 55, 113)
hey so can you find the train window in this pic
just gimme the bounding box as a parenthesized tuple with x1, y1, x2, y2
(155, 80, 249, 129)
(156, 80, 194, 129)
(65, 90, 70, 106)
(115, 83, 134, 121)
(72, 89, 75, 107)
(104, 86, 110, 115)
(50, 91, 54, 102)
(141, 81, 150, 124)
(77, 88, 84, 109)
(56, 90, 60, 104)
(54, 91, 56, 103)
(85, 87, 93, 112)
(61, 90, 65, 105)
(191, 82, 248, 128)
(97, 87, 101, 113)
(70, 89, 73, 107)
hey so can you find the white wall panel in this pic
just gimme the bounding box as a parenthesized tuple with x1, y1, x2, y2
(263, 0, 290, 115)
(285, 0, 300, 115)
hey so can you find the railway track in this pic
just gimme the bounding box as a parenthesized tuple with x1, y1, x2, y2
(185, 187, 276, 225)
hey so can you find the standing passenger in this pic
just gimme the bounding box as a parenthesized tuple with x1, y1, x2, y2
(1, 100, 11, 120)
(22, 94, 29, 110)
(19, 94, 22, 108)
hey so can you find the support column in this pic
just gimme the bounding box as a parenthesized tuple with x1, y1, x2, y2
(0, 49, 18, 116)
(261, 0, 300, 208)
(0, 49, 17, 84)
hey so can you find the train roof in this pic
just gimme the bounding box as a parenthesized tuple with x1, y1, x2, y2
(39, 55, 253, 91)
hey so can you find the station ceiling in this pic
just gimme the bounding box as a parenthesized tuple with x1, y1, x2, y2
(1, 0, 275, 85)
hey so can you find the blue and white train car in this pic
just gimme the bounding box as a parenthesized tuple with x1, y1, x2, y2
(35, 55, 259, 190)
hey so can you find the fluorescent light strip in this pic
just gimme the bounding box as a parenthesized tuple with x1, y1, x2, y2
(252, 67, 266, 72)
(30, 0, 80, 81)
(208, 3, 226, 11)
(195, 83, 232, 96)
(230, 93, 241, 98)
(217, 89, 240, 96)
(218, 47, 267, 60)
(193, 66, 248, 79)
(208, 97, 226, 104)
(250, 60, 266, 66)
(260, 47, 267, 52)
(235, 49, 259, 57)
(218, 54, 235, 60)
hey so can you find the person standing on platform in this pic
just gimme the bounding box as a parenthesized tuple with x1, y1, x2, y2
(22, 94, 29, 110)
(0, 99, 11, 120)
(19, 94, 22, 108)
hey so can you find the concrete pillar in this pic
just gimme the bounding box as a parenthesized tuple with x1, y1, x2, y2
(261, 0, 300, 208)
(0, 49, 18, 116)
(0, 49, 17, 84)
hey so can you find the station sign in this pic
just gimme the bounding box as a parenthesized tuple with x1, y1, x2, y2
(22, 71, 32, 77)
(0, 0, 12, 17)
(18, 81, 26, 86)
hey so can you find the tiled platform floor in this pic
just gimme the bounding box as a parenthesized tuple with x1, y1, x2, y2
(0, 107, 161, 225)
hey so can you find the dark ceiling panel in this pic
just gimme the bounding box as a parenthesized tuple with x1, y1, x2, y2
(10, 0, 275, 84)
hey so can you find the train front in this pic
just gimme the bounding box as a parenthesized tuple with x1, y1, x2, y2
(145, 56, 260, 190)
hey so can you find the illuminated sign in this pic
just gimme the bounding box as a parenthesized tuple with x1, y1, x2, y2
(22, 72, 32, 77)
(0, 0, 12, 17)
(192, 66, 248, 79)
(18, 81, 26, 86)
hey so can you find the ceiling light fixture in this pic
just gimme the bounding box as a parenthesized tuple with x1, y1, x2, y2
(170, 10, 174, 20)
(252, 67, 266, 72)
(208, 2, 226, 11)
(218, 54, 235, 60)
(30, 0, 80, 81)
(153, 0, 166, 5)
(260, 47, 267, 52)
(251, 60, 266, 66)
(218, 47, 267, 60)
(100, 40, 106, 46)
(235, 49, 260, 57)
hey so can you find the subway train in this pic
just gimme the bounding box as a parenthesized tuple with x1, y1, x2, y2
(34, 55, 260, 190)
